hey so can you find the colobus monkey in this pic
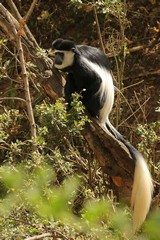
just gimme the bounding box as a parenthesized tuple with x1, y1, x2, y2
(52, 38, 153, 232)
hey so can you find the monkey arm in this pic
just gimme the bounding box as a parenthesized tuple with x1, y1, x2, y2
(64, 73, 76, 109)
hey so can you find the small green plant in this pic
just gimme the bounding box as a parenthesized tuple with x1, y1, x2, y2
(0, 39, 8, 79)
(136, 103, 160, 182)
(137, 121, 160, 160)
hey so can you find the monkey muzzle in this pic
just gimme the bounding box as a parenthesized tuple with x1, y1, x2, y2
(54, 52, 64, 65)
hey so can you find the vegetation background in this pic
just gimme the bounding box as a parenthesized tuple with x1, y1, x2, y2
(0, 0, 159, 239)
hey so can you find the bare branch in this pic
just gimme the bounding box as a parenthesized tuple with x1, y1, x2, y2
(25, 233, 53, 240)
(0, 3, 28, 44)
(0, 3, 37, 147)
(93, 3, 105, 53)
(118, 97, 150, 127)
(25, 231, 73, 240)
(17, 35, 37, 141)
(0, 97, 26, 103)
(6, 0, 39, 48)
(0, 3, 18, 35)
(24, 0, 38, 23)
(6, 0, 22, 21)
(124, 69, 160, 80)
(0, 14, 17, 46)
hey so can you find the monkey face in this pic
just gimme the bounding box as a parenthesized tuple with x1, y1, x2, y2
(54, 50, 75, 70)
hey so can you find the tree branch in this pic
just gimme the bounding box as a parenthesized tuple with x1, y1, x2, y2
(17, 34, 37, 141)
(0, 2, 37, 147)
(24, 0, 38, 23)
(0, 97, 26, 103)
(6, 0, 39, 48)
(93, 3, 105, 53)
(25, 231, 73, 240)
(84, 119, 134, 203)
(25, 233, 54, 240)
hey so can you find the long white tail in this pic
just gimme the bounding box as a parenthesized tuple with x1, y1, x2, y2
(131, 152, 153, 232)
(92, 65, 153, 231)
(104, 120, 153, 232)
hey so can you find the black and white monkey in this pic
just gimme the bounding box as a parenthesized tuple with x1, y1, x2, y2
(52, 38, 153, 232)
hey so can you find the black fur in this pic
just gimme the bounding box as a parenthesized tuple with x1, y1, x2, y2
(76, 45, 111, 70)
(52, 39, 110, 118)
(52, 39, 138, 164)
(52, 38, 75, 51)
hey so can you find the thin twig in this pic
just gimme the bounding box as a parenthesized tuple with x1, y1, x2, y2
(25, 233, 53, 240)
(118, 97, 150, 127)
(122, 80, 144, 90)
(134, 90, 147, 122)
(24, 0, 38, 23)
(128, 45, 144, 52)
(25, 230, 73, 240)
(124, 70, 160, 80)
(114, 86, 139, 124)
(93, 3, 105, 53)
(0, 97, 26, 102)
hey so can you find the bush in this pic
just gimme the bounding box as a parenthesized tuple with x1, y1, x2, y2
(0, 96, 159, 239)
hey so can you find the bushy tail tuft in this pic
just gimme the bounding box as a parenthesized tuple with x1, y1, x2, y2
(104, 119, 153, 232)
(131, 153, 153, 232)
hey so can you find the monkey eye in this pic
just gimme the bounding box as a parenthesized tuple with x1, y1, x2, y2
(71, 47, 77, 53)
(55, 52, 64, 57)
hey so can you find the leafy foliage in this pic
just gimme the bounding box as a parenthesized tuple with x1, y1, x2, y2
(137, 118, 160, 182)
(0, 95, 159, 239)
